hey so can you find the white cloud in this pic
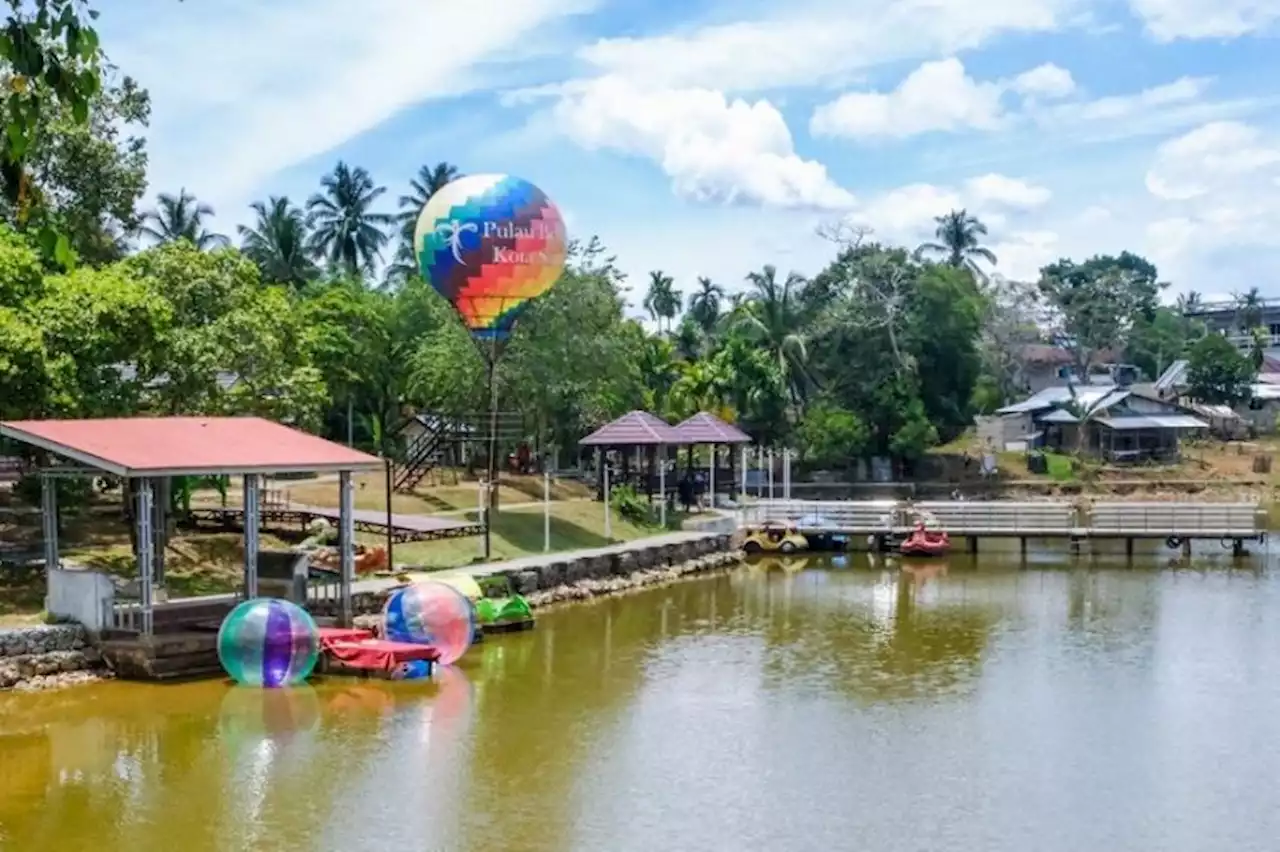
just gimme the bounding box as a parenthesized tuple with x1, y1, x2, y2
(1010, 63, 1077, 99)
(573, 0, 1075, 93)
(1145, 121, 1280, 200)
(809, 59, 1007, 140)
(547, 76, 855, 210)
(988, 230, 1062, 280)
(103, 0, 596, 217)
(1142, 121, 1280, 260)
(1128, 0, 1280, 41)
(965, 173, 1053, 208)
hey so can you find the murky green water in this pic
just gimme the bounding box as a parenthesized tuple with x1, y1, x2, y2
(4, 548, 1280, 852)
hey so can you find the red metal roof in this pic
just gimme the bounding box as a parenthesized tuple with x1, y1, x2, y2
(579, 411, 683, 446)
(672, 412, 752, 444)
(0, 417, 384, 477)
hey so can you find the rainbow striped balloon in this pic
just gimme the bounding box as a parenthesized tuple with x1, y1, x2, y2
(217, 598, 320, 688)
(414, 174, 567, 340)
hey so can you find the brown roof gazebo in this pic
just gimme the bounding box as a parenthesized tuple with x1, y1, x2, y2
(579, 411, 685, 522)
(0, 416, 383, 634)
(672, 412, 752, 504)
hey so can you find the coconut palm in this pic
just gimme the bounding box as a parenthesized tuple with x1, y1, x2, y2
(687, 276, 725, 334)
(136, 189, 229, 249)
(386, 161, 462, 285)
(915, 209, 997, 278)
(1235, 287, 1263, 331)
(735, 265, 811, 408)
(306, 162, 394, 276)
(643, 270, 682, 333)
(237, 196, 316, 288)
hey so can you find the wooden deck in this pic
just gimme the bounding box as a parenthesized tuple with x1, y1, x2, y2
(181, 504, 481, 543)
(741, 499, 1267, 545)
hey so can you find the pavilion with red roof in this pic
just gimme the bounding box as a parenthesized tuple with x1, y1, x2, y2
(0, 416, 383, 634)
(672, 412, 752, 505)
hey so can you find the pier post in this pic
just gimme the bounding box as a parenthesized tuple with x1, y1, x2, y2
(1182, 538, 1192, 558)
(967, 536, 978, 555)
(1125, 537, 1134, 560)
(1019, 537, 1027, 558)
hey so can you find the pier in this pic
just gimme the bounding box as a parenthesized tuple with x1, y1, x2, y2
(740, 499, 1268, 556)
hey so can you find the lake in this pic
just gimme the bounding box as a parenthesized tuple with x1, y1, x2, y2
(3, 548, 1280, 851)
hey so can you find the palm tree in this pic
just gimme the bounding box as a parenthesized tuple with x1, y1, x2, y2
(643, 270, 682, 332)
(136, 189, 229, 249)
(736, 265, 811, 407)
(386, 161, 462, 285)
(237, 196, 316, 288)
(306, 162, 394, 276)
(1235, 287, 1263, 332)
(1177, 290, 1203, 315)
(915, 209, 997, 278)
(687, 276, 725, 334)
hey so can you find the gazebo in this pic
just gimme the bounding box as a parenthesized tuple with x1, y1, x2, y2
(0, 416, 383, 634)
(579, 411, 684, 518)
(671, 412, 752, 504)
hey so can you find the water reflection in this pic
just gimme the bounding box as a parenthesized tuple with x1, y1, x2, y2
(3, 558, 1280, 851)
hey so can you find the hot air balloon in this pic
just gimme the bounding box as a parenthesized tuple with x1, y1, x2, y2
(413, 174, 568, 559)
(414, 174, 567, 341)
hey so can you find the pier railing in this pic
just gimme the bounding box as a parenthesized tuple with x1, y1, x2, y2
(740, 499, 1265, 539)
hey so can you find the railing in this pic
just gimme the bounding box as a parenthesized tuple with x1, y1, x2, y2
(1088, 502, 1263, 536)
(740, 499, 1265, 538)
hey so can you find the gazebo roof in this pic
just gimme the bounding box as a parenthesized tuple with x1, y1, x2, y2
(0, 416, 384, 477)
(579, 411, 683, 446)
(673, 412, 752, 444)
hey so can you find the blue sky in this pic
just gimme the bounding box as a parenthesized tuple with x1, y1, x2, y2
(100, 0, 1280, 306)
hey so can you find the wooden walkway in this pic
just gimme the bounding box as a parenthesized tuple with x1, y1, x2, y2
(182, 504, 481, 543)
(741, 499, 1267, 554)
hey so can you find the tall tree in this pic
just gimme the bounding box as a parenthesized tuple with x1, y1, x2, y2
(1186, 333, 1254, 406)
(643, 270, 681, 332)
(736, 265, 811, 408)
(1234, 286, 1264, 332)
(306, 161, 393, 276)
(687, 276, 724, 334)
(136, 189, 229, 249)
(915, 209, 997, 278)
(387, 161, 461, 285)
(1037, 252, 1164, 376)
(238, 196, 316, 289)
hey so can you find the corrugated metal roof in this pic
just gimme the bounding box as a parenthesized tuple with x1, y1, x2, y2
(0, 417, 384, 476)
(1253, 384, 1280, 400)
(672, 412, 751, 444)
(1038, 408, 1079, 423)
(1154, 359, 1189, 392)
(579, 411, 683, 446)
(997, 384, 1124, 415)
(1095, 415, 1208, 430)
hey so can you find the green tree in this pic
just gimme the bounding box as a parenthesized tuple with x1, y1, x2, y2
(797, 400, 868, 468)
(1127, 305, 1200, 381)
(687, 276, 723, 334)
(137, 189, 229, 249)
(238, 196, 316, 288)
(643, 270, 681, 333)
(306, 161, 393, 276)
(1038, 252, 1163, 375)
(387, 161, 460, 285)
(736, 264, 811, 408)
(0, 0, 107, 266)
(915, 209, 997, 278)
(1186, 333, 1254, 406)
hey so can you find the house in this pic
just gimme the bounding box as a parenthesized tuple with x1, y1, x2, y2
(1013, 345, 1127, 394)
(996, 381, 1208, 463)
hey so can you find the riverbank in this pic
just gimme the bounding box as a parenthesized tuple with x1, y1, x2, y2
(0, 624, 110, 692)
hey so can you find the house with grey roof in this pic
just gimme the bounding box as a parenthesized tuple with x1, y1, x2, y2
(995, 379, 1208, 463)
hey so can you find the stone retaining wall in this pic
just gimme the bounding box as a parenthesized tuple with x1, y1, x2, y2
(0, 624, 108, 691)
(321, 532, 742, 619)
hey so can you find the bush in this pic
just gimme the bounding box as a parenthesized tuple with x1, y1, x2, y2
(610, 484, 655, 526)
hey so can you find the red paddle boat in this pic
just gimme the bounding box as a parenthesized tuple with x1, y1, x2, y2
(898, 521, 951, 557)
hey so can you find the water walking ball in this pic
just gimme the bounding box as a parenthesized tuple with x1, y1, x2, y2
(217, 598, 320, 688)
(383, 581, 475, 665)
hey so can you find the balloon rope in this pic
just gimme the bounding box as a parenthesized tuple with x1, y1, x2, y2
(484, 334, 500, 561)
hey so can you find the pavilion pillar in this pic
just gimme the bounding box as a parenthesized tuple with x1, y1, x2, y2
(40, 474, 58, 572)
(152, 477, 169, 585)
(709, 443, 716, 510)
(659, 443, 667, 528)
(135, 478, 155, 636)
(596, 448, 604, 501)
(243, 473, 260, 599)
(338, 470, 355, 627)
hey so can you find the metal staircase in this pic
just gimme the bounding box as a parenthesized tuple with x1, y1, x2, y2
(393, 418, 445, 492)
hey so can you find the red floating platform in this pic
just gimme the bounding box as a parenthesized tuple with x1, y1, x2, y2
(319, 628, 440, 678)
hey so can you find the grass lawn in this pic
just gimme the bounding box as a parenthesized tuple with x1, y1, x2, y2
(368, 500, 686, 569)
(193, 470, 593, 515)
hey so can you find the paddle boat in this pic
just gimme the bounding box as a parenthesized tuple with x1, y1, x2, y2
(897, 521, 951, 557)
(794, 513, 850, 551)
(742, 521, 809, 554)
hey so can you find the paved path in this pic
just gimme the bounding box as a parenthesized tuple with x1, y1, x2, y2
(349, 529, 717, 596)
